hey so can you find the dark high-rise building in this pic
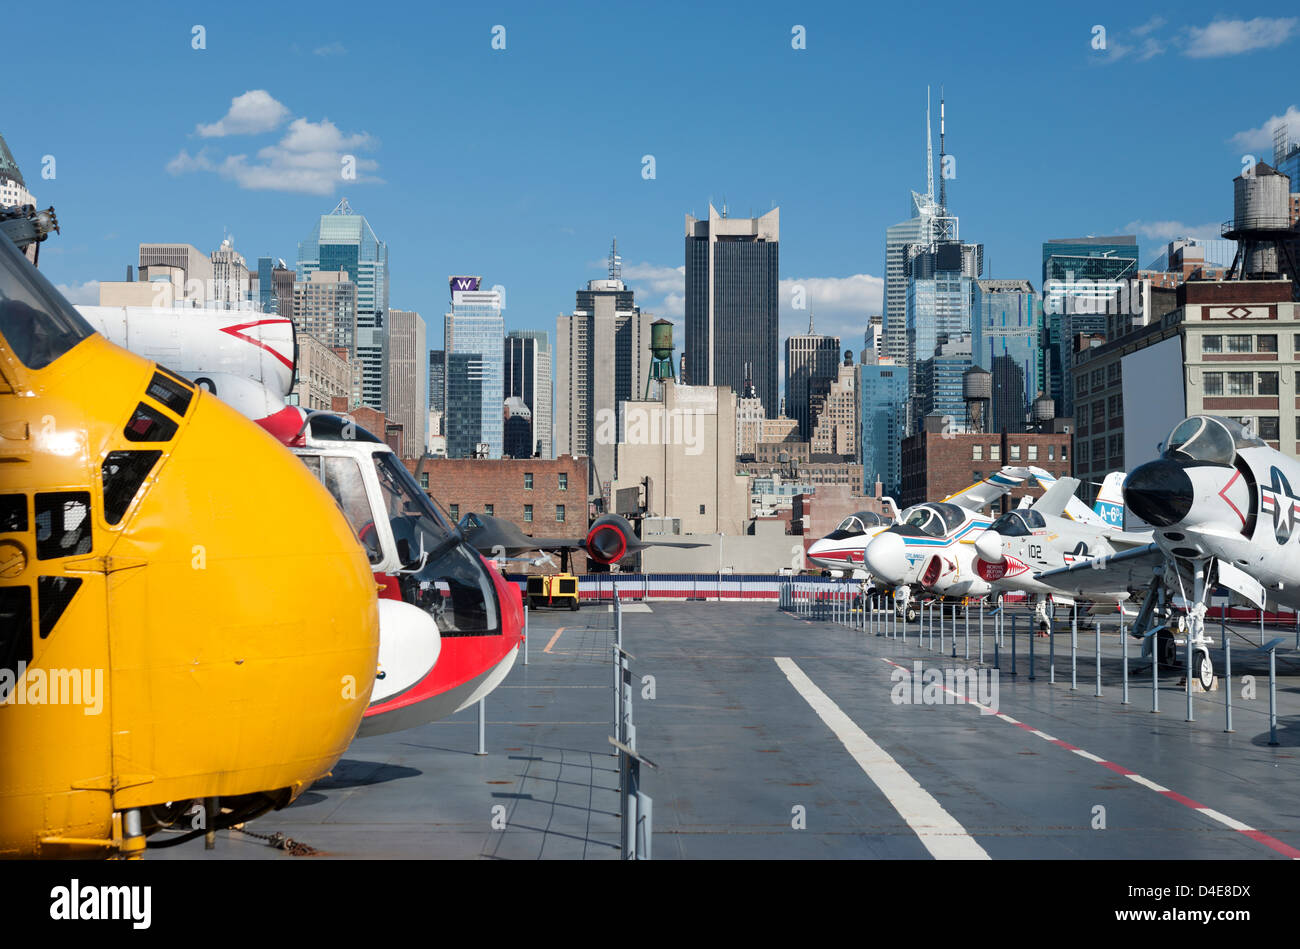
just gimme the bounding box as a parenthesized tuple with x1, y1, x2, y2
(429, 349, 446, 413)
(684, 204, 779, 415)
(445, 351, 483, 459)
(505, 330, 552, 458)
(784, 314, 840, 441)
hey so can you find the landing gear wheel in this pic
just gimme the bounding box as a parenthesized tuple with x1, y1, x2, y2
(904, 604, 918, 624)
(1156, 628, 1178, 668)
(1194, 648, 1214, 690)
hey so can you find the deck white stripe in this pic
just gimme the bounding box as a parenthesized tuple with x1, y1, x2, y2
(1197, 808, 1254, 832)
(1127, 774, 1169, 793)
(774, 657, 990, 860)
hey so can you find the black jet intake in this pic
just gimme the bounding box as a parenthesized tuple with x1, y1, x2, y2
(1123, 459, 1195, 528)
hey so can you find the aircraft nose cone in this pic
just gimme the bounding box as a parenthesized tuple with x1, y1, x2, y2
(1124, 459, 1194, 528)
(974, 530, 1004, 564)
(865, 531, 907, 585)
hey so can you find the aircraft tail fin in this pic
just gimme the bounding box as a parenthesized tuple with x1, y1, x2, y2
(1092, 471, 1126, 528)
(1030, 477, 1080, 517)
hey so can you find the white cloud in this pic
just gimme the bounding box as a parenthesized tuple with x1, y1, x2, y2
(313, 42, 347, 56)
(1229, 105, 1300, 153)
(169, 114, 380, 195)
(56, 280, 100, 305)
(196, 90, 291, 138)
(1095, 17, 1168, 63)
(166, 148, 216, 174)
(588, 263, 882, 340)
(1184, 17, 1297, 58)
(1124, 219, 1221, 243)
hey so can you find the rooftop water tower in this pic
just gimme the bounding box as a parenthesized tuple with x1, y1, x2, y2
(1224, 161, 1300, 295)
(646, 318, 677, 399)
(962, 366, 992, 434)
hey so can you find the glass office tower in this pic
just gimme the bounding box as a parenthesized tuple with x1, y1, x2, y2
(972, 279, 1042, 433)
(444, 278, 504, 458)
(298, 198, 390, 412)
(859, 362, 910, 498)
(1041, 236, 1138, 415)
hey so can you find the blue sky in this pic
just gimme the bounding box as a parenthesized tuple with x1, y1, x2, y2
(7, 0, 1300, 355)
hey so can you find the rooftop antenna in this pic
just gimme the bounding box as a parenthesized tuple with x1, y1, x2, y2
(938, 86, 947, 213)
(608, 237, 622, 280)
(925, 86, 934, 204)
(808, 310, 815, 335)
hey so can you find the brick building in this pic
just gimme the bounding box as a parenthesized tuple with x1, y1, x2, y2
(330, 397, 402, 457)
(899, 415, 1073, 511)
(404, 455, 591, 571)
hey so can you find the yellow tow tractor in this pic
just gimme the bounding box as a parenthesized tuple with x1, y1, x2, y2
(527, 573, 580, 610)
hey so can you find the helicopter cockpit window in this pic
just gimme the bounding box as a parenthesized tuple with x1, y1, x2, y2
(1164, 415, 1263, 466)
(0, 234, 95, 370)
(318, 455, 383, 565)
(372, 454, 500, 636)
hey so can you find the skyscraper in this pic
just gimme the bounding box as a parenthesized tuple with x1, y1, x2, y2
(386, 309, 428, 459)
(914, 333, 973, 431)
(293, 270, 357, 352)
(859, 359, 909, 498)
(444, 277, 504, 458)
(972, 279, 1042, 433)
(883, 89, 959, 366)
(297, 198, 389, 412)
(784, 314, 840, 441)
(684, 204, 779, 415)
(505, 330, 553, 458)
(445, 351, 484, 459)
(555, 254, 653, 501)
(210, 238, 251, 307)
(1041, 235, 1138, 415)
(429, 349, 446, 413)
(257, 256, 276, 313)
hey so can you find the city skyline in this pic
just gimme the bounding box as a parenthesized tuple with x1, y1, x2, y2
(8, 2, 1299, 365)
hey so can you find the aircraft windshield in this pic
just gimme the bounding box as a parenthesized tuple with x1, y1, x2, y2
(989, 509, 1045, 536)
(372, 454, 500, 635)
(835, 516, 865, 534)
(1164, 415, 1262, 466)
(0, 233, 95, 369)
(902, 505, 947, 537)
(989, 512, 1028, 536)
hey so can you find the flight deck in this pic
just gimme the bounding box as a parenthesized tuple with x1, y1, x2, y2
(151, 600, 1300, 860)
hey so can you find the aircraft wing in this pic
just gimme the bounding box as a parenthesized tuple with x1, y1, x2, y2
(1035, 543, 1163, 595)
(943, 466, 1045, 512)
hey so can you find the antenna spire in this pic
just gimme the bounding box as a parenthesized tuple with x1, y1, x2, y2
(938, 86, 947, 213)
(925, 86, 934, 203)
(608, 237, 621, 280)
